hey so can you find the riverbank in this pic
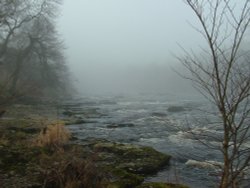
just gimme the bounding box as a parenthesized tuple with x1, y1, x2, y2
(0, 104, 188, 188)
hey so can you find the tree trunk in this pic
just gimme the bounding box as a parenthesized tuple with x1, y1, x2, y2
(220, 159, 230, 188)
(9, 38, 34, 93)
(220, 127, 230, 188)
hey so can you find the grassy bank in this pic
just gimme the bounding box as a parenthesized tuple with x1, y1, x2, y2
(0, 104, 188, 188)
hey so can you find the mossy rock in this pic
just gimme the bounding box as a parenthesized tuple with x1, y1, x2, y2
(0, 118, 42, 143)
(0, 144, 52, 174)
(104, 167, 144, 188)
(93, 141, 171, 175)
(0, 118, 40, 129)
(136, 182, 189, 188)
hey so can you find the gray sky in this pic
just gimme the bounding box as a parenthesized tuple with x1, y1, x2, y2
(58, 0, 203, 95)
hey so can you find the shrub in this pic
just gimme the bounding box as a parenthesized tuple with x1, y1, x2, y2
(33, 121, 71, 148)
(39, 148, 105, 188)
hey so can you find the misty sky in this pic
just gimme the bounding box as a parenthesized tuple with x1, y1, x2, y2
(58, 0, 203, 95)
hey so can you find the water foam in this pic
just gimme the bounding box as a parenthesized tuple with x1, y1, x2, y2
(185, 159, 223, 169)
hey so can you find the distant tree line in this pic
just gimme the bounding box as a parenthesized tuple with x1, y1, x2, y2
(0, 0, 72, 107)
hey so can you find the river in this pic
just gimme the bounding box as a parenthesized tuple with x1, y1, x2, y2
(65, 93, 230, 188)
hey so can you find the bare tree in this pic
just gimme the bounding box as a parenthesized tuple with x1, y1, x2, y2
(181, 0, 250, 187)
(0, 0, 62, 58)
(8, 15, 66, 95)
(0, 0, 71, 109)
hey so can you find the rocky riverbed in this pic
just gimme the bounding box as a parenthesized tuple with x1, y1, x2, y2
(0, 104, 188, 188)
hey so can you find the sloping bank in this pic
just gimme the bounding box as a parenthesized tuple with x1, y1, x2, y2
(90, 139, 189, 188)
(0, 104, 188, 188)
(0, 137, 187, 188)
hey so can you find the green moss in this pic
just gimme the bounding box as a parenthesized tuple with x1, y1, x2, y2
(105, 167, 144, 188)
(0, 144, 51, 174)
(136, 182, 189, 188)
(0, 118, 33, 128)
(91, 141, 174, 188)
(93, 141, 171, 175)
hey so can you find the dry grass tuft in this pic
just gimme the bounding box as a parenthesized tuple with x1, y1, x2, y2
(39, 149, 104, 188)
(33, 121, 71, 148)
(0, 135, 9, 145)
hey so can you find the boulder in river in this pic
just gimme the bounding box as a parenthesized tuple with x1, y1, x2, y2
(106, 123, 135, 129)
(151, 112, 167, 117)
(167, 106, 186, 113)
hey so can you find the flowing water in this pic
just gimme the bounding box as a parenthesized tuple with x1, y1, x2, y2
(65, 93, 231, 188)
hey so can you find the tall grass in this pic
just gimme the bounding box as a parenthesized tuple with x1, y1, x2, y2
(33, 121, 71, 148)
(33, 121, 105, 187)
(38, 146, 105, 188)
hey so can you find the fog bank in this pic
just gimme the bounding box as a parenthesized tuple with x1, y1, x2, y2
(58, 0, 203, 96)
